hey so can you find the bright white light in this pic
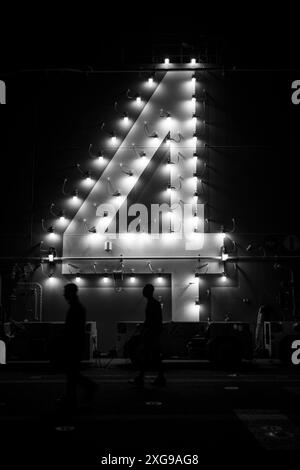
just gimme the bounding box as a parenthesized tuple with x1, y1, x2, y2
(221, 274, 227, 282)
(221, 253, 229, 261)
(193, 192, 198, 203)
(57, 216, 67, 227)
(130, 276, 136, 282)
(139, 232, 149, 242)
(75, 275, 81, 282)
(192, 95, 196, 104)
(191, 75, 196, 84)
(82, 176, 93, 188)
(218, 232, 226, 243)
(148, 77, 153, 85)
(48, 254, 54, 263)
(166, 185, 172, 194)
(193, 153, 198, 162)
(192, 114, 197, 124)
(191, 58, 197, 65)
(123, 115, 129, 124)
(98, 155, 104, 163)
(103, 276, 109, 283)
(111, 136, 116, 144)
(136, 96, 141, 104)
(164, 58, 170, 65)
(48, 232, 57, 240)
(193, 134, 197, 143)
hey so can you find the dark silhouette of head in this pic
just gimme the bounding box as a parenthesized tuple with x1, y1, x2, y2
(64, 283, 78, 303)
(143, 283, 154, 299)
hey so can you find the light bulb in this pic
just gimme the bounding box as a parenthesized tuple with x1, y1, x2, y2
(97, 151, 104, 162)
(58, 209, 65, 221)
(191, 58, 197, 65)
(166, 159, 173, 169)
(164, 58, 170, 65)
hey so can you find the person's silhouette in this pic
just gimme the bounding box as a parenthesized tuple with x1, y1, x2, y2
(130, 284, 166, 387)
(63, 283, 96, 410)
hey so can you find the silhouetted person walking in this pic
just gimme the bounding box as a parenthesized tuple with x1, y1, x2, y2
(130, 284, 166, 387)
(63, 283, 96, 411)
